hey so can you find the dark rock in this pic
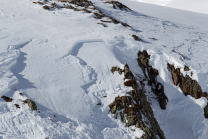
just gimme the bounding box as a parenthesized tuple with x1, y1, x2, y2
(167, 63, 181, 86)
(204, 103, 208, 118)
(63, 5, 75, 9)
(22, 99, 37, 110)
(137, 50, 168, 110)
(43, 5, 50, 11)
(110, 64, 166, 139)
(137, 50, 150, 78)
(180, 74, 202, 99)
(115, 112, 117, 119)
(184, 65, 190, 71)
(1, 95, 13, 102)
(124, 80, 136, 87)
(147, 65, 158, 86)
(97, 23, 106, 27)
(127, 90, 138, 99)
(121, 22, 131, 28)
(202, 92, 207, 98)
(132, 35, 142, 41)
(33, 1, 45, 5)
(97, 103, 101, 105)
(178, 52, 185, 59)
(94, 13, 106, 19)
(111, 18, 120, 24)
(81, 8, 92, 13)
(168, 63, 203, 99)
(120, 112, 126, 123)
(104, 1, 132, 11)
(123, 64, 134, 80)
(155, 83, 168, 110)
(50, 2, 59, 9)
(111, 66, 124, 74)
(148, 37, 157, 40)
(167, 63, 208, 118)
(14, 104, 20, 109)
(57, 0, 70, 2)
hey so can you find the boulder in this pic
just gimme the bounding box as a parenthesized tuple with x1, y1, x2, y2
(132, 35, 142, 42)
(23, 99, 37, 110)
(1, 95, 13, 102)
(184, 65, 190, 71)
(43, 5, 50, 11)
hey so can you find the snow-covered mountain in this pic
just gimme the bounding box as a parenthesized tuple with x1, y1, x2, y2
(1, 0, 208, 138)
(134, 0, 208, 15)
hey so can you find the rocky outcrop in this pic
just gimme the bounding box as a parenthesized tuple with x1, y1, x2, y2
(43, 5, 50, 11)
(34, 0, 133, 29)
(184, 65, 190, 71)
(23, 99, 37, 110)
(137, 50, 168, 110)
(180, 75, 202, 98)
(14, 104, 20, 109)
(110, 64, 166, 139)
(204, 103, 208, 118)
(167, 63, 202, 99)
(167, 63, 181, 86)
(167, 63, 208, 118)
(1, 95, 13, 102)
(104, 1, 132, 11)
(132, 35, 142, 42)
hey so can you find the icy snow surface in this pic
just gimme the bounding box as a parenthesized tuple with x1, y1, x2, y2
(0, 0, 208, 138)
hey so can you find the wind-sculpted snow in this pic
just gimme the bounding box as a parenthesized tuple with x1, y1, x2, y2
(63, 39, 104, 58)
(0, 41, 33, 96)
(0, 0, 208, 138)
(9, 41, 36, 90)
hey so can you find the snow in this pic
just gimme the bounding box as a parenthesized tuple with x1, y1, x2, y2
(132, 0, 208, 15)
(0, 0, 208, 138)
(117, 0, 208, 32)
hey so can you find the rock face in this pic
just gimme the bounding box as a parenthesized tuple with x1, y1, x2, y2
(167, 63, 208, 118)
(23, 99, 37, 110)
(167, 63, 181, 86)
(104, 1, 132, 11)
(167, 63, 202, 99)
(204, 103, 208, 118)
(137, 50, 168, 110)
(180, 75, 202, 98)
(110, 64, 166, 139)
(1, 95, 13, 102)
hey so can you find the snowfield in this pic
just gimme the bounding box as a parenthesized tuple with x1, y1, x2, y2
(132, 0, 208, 15)
(0, 0, 208, 138)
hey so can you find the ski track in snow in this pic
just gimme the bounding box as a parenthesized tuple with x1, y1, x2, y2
(0, 0, 208, 138)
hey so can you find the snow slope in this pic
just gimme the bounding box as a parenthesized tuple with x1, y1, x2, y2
(117, 0, 208, 32)
(133, 0, 208, 15)
(0, 0, 208, 138)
